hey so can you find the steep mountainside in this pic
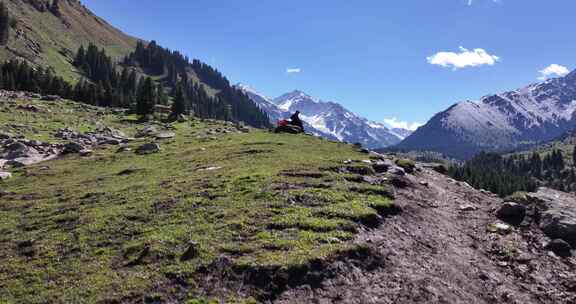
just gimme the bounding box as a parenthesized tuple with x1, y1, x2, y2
(238, 85, 411, 148)
(0, 0, 138, 81)
(397, 70, 576, 159)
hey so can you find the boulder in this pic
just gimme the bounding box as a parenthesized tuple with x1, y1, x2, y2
(496, 202, 527, 225)
(545, 239, 572, 258)
(62, 142, 85, 154)
(136, 143, 161, 155)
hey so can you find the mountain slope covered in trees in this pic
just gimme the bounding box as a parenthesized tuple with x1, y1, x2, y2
(0, 1, 270, 127)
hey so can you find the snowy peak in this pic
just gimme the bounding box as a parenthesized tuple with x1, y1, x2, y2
(238, 85, 413, 148)
(396, 69, 576, 159)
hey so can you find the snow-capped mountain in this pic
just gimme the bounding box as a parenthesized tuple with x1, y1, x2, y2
(396, 70, 576, 159)
(237, 84, 411, 148)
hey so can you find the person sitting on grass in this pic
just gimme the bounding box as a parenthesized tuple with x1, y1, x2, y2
(289, 111, 304, 132)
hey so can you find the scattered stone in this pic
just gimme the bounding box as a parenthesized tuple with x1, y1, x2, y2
(180, 241, 199, 261)
(346, 165, 375, 176)
(0, 171, 12, 180)
(373, 160, 394, 173)
(156, 132, 176, 140)
(496, 202, 527, 225)
(135, 126, 159, 138)
(79, 149, 93, 157)
(0, 132, 12, 140)
(16, 104, 41, 112)
(419, 181, 429, 187)
(488, 223, 512, 235)
(116, 146, 132, 153)
(459, 204, 477, 212)
(136, 143, 161, 155)
(545, 239, 572, 258)
(199, 166, 222, 171)
(62, 142, 85, 154)
(41, 95, 61, 101)
(389, 167, 406, 176)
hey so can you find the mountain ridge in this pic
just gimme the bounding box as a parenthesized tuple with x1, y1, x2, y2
(237, 84, 412, 148)
(396, 71, 576, 159)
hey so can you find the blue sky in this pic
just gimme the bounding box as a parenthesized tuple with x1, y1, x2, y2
(83, 0, 575, 129)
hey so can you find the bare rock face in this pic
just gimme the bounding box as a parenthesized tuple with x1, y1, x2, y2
(529, 188, 576, 247)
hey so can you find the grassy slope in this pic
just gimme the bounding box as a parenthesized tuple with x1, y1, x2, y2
(1, 0, 138, 82)
(0, 98, 394, 303)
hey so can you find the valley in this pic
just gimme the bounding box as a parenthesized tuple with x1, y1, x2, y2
(0, 1, 575, 303)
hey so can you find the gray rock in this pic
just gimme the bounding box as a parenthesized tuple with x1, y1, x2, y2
(540, 210, 576, 246)
(488, 223, 512, 234)
(136, 143, 161, 155)
(459, 204, 477, 212)
(496, 202, 527, 225)
(373, 160, 393, 173)
(79, 149, 93, 157)
(135, 126, 159, 138)
(63, 142, 85, 154)
(0, 132, 12, 140)
(545, 239, 572, 258)
(389, 166, 406, 176)
(0, 171, 11, 180)
(156, 132, 176, 140)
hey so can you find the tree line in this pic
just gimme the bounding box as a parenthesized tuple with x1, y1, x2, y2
(123, 41, 271, 127)
(449, 149, 576, 197)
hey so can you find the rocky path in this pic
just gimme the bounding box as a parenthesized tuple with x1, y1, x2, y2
(276, 167, 576, 304)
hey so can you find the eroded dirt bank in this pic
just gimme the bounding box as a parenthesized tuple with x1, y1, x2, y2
(276, 167, 576, 304)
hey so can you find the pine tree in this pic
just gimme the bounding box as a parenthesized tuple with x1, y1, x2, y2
(573, 145, 576, 167)
(0, 1, 10, 45)
(136, 77, 156, 119)
(170, 85, 186, 118)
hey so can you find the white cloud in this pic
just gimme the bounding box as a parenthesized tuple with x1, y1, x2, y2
(538, 64, 570, 80)
(427, 47, 500, 70)
(384, 117, 424, 131)
(286, 68, 301, 74)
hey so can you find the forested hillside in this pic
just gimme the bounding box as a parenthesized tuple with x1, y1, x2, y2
(0, 1, 270, 127)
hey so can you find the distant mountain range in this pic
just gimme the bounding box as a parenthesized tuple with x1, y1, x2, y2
(237, 84, 411, 148)
(396, 70, 576, 159)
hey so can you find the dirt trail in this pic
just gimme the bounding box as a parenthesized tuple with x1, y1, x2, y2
(276, 168, 576, 304)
